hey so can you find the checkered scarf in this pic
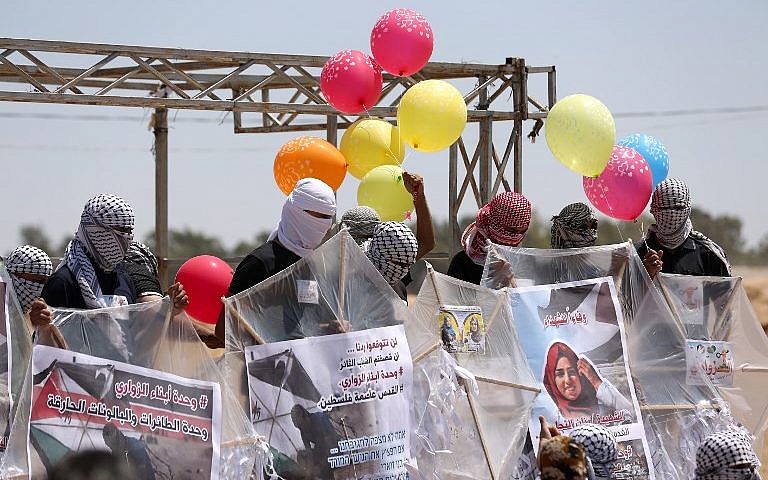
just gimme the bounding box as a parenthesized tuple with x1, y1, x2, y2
(647, 178, 730, 272)
(648, 178, 693, 249)
(570, 423, 618, 480)
(6, 245, 52, 313)
(340, 206, 381, 246)
(125, 241, 159, 278)
(695, 431, 762, 480)
(365, 222, 418, 286)
(539, 436, 591, 480)
(462, 192, 532, 265)
(551, 203, 598, 249)
(61, 194, 135, 309)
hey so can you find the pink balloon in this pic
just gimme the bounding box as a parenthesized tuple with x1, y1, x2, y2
(321, 50, 382, 114)
(582, 146, 653, 221)
(371, 8, 434, 77)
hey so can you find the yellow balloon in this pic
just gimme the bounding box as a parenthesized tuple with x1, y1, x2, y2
(340, 119, 405, 179)
(397, 79, 467, 152)
(545, 94, 616, 177)
(357, 165, 414, 221)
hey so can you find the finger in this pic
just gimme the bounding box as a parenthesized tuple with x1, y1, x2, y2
(658, 250, 664, 259)
(548, 425, 562, 437)
(539, 416, 552, 439)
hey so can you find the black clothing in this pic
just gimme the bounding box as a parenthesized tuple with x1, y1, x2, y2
(229, 240, 301, 296)
(392, 280, 408, 301)
(446, 250, 484, 285)
(635, 233, 729, 277)
(42, 265, 136, 309)
(122, 261, 162, 297)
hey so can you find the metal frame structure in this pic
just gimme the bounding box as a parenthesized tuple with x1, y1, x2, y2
(0, 38, 556, 283)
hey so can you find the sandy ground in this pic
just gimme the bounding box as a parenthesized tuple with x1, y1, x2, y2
(732, 265, 768, 332)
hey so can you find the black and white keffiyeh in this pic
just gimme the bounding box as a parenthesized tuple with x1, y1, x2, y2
(125, 241, 159, 278)
(570, 423, 619, 480)
(61, 194, 134, 309)
(647, 178, 730, 272)
(340, 206, 381, 246)
(695, 431, 762, 480)
(365, 222, 418, 286)
(551, 202, 598, 249)
(6, 245, 52, 313)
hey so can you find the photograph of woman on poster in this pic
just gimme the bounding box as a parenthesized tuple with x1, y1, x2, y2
(543, 341, 632, 421)
(439, 311, 461, 352)
(462, 314, 485, 353)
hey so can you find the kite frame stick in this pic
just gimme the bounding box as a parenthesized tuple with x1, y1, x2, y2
(463, 379, 498, 480)
(338, 234, 346, 320)
(222, 298, 265, 345)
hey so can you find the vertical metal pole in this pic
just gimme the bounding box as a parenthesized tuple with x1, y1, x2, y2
(512, 59, 527, 193)
(154, 108, 169, 288)
(477, 76, 492, 204)
(449, 142, 459, 255)
(548, 67, 557, 109)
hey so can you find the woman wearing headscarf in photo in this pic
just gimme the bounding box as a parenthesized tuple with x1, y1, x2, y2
(447, 191, 532, 285)
(694, 430, 762, 480)
(637, 178, 730, 279)
(543, 342, 632, 422)
(5, 245, 52, 314)
(217, 178, 336, 341)
(570, 423, 619, 480)
(365, 222, 419, 301)
(551, 203, 598, 249)
(42, 194, 137, 309)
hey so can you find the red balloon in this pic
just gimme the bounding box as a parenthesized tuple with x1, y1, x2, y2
(582, 146, 653, 221)
(321, 50, 382, 114)
(175, 255, 233, 325)
(371, 8, 434, 77)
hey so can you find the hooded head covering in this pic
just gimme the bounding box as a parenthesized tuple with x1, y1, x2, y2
(695, 431, 762, 480)
(125, 241, 159, 278)
(570, 423, 618, 480)
(543, 342, 598, 419)
(539, 435, 591, 480)
(647, 178, 731, 271)
(551, 203, 598, 249)
(62, 194, 135, 309)
(648, 178, 693, 249)
(462, 192, 532, 265)
(340, 206, 381, 246)
(269, 178, 336, 258)
(5, 245, 53, 313)
(365, 222, 418, 286)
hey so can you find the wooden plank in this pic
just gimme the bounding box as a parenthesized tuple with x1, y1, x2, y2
(0, 38, 525, 76)
(0, 51, 50, 92)
(17, 50, 82, 94)
(131, 56, 191, 99)
(156, 58, 221, 100)
(95, 62, 153, 95)
(192, 60, 256, 99)
(526, 66, 555, 74)
(448, 143, 459, 255)
(154, 108, 169, 289)
(54, 53, 117, 93)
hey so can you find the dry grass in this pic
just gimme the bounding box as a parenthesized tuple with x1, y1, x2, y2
(733, 266, 768, 333)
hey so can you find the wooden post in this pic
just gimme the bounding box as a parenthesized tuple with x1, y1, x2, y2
(153, 108, 169, 288)
(548, 67, 557, 109)
(512, 61, 526, 193)
(449, 142, 459, 256)
(477, 76, 492, 204)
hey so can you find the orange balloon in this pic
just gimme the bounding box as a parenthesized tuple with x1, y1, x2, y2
(273, 136, 348, 195)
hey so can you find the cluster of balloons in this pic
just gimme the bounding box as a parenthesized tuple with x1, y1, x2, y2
(272, 8, 468, 223)
(545, 94, 670, 221)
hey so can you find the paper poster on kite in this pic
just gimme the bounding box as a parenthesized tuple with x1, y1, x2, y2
(28, 345, 222, 479)
(245, 325, 413, 480)
(438, 305, 485, 354)
(0, 281, 11, 450)
(685, 340, 734, 387)
(508, 277, 655, 479)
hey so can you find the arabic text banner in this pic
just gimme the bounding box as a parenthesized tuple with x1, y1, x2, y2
(28, 345, 222, 479)
(509, 277, 655, 479)
(245, 324, 413, 480)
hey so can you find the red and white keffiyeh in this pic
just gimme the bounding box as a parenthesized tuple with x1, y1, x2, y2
(461, 192, 532, 264)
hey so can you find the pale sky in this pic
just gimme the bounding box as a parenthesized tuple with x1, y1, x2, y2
(1, 0, 766, 255)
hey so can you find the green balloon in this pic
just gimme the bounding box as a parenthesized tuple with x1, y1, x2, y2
(357, 165, 414, 221)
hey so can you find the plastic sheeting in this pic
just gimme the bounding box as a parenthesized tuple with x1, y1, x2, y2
(656, 273, 768, 476)
(1, 298, 259, 479)
(482, 242, 730, 480)
(0, 261, 33, 452)
(408, 267, 539, 479)
(223, 230, 416, 477)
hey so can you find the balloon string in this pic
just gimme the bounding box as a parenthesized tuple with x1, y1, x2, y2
(360, 102, 410, 173)
(598, 180, 625, 243)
